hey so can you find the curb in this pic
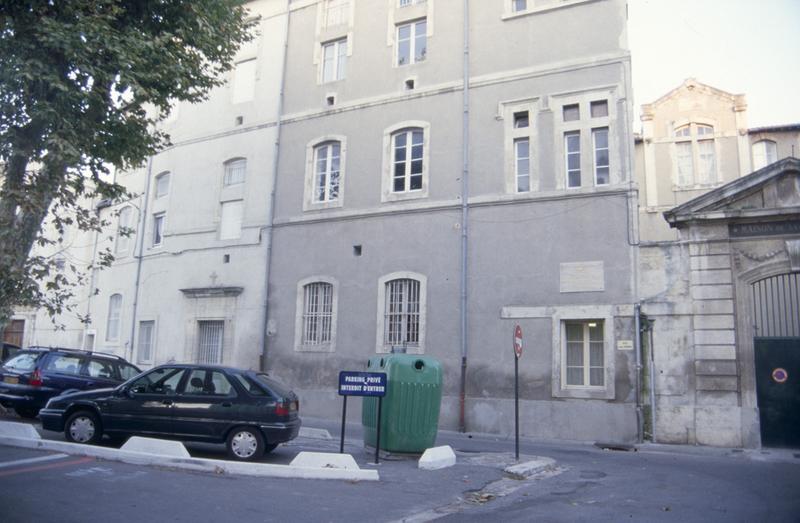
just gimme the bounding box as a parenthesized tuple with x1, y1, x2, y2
(0, 434, 379, 481)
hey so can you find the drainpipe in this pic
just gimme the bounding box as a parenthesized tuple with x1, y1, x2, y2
(127, 157, 154, 362)
(260, 0, 291, 372)
(458, 0, 471, 433)
(634, 303, 643, 443)
(647, 318, 657, 442)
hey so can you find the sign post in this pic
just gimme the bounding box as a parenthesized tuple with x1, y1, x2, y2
(338, 371, 387, 463)
(513, 325, 523, 461)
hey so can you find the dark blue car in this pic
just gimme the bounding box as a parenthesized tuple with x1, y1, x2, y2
(40, 364, 301, 461)
(0, 347, 141, 418)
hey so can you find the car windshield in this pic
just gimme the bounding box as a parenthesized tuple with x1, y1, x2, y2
(253, 373, 293, 398)
(2, 352, 40, 372)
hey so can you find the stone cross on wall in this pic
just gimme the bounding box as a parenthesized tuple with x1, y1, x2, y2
(209, 271, 219, 287)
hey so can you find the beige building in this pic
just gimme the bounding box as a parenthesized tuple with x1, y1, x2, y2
(635, 79, 800, 448)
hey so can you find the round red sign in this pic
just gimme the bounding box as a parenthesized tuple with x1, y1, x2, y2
(772, 368, 788, 384)
(513, 325, 523, 359)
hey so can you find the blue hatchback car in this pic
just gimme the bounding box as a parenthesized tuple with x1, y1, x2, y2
(0, 347, 141, 418)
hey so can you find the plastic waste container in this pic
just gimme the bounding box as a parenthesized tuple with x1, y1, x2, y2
(362, 354, 443, 453)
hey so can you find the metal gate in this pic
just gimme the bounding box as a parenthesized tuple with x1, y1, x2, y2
(752, 273, 800, 448)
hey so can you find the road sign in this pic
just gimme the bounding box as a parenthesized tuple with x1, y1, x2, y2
(338, 371, 387, 397)
(513, 325, 523, 359)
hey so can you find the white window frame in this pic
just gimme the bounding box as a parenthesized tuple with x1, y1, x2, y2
(375, 272, 427, 354)
(396, 19, 427, 66)
(304, 135, 347, 211)
(223, 158, 246, 187)
(154, 172, 170, 199)
(197, 320, 224, 365)
(106, 293, 123, 342)
(152, 212, 165, 247)
(565, 131, 581, 188)
(115, 206, 134, 256)
(502, 99, 538, 194)
(321, 38, 347, 83)
(294, 276, 339, 353)
(137, 320, 156, 364)
(752, 139, 778, 171)
(553, 90, 615, 189)
(314, 142, 342, 204)
(381, 121, 430, 203)
(219, 200, 244, 240)
(671, 121, 719, 188)
(563, 320, 605, 388)
(511, 0, 528, 12)
(592, 127, 610, 186)
(324, 0, 350, 27)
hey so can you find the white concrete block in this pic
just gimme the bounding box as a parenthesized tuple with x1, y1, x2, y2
(418, 445, 456, 470)
(0, 421, 41, 440)
(299, 427, 333, 440)
(504, 456, 557, 478)
(120, 436, 190, 458)
(290, 451, 359, 470)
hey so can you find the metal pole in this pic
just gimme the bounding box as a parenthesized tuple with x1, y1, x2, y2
(339, 396, 347, 454)
(648, 320, 657, 443)
(375, 397, 383, 465)
(634, 304, 643, 443)
(515, 353, 519, 461)
(458, 0, 471, 434)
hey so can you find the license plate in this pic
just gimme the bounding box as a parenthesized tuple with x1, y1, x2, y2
(3, 376, 19, 384)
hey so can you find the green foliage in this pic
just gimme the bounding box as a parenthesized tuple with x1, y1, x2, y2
(0, 0, 255, 327)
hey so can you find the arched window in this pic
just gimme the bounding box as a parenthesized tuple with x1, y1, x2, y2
(154, 171, 170, 199)
(106, 294, 122, 342)
(392, 128, 424, 193)
(223, 158, 246, 186)
(378, 275, 426, 352)
(752, 139, 778, 170)
(313, 142, 341, 203)
(673, 123, 716, 186)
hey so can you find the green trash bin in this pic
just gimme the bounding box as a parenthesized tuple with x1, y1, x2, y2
(362, 354, 443, 453)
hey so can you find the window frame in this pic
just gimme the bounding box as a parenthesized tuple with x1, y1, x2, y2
(115, 205, 134, 256)
(219, 200, 244, 240)
(313, 141, 342, 204)
(381, 121, 430, 203)
(154, 171, 170, 199)
(751, 139, 778, 171)
(592, 127, 610, 186)
(231, 58, 257, 104)
(106, 293, 123, 343)
(223, 158, 247, 187)
(323, 0, 350, 27)
(137, 319, 156, 365)
(502, 99, 539, 194)
(321, 37, 348, 83)
(197, 320, 225, 365)
(304, 135, 347, 211)
(396, 18, 427, 66)
(375, 272, 427, 354)
(563, 320, 605, 388)
(671, 121, 719, 188)
(294, 276, 339, 353)
(152, 212, 165, 247)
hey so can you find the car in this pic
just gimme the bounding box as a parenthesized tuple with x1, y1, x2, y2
(40, 364, 301, 461)
(0, 347, 141, 419)
(1, 342, 21, 364)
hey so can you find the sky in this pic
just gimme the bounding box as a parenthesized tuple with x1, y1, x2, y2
(627, 0, 800, 130)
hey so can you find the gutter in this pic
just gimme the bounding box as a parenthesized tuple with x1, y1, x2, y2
(127, 157, 154, 362)
(458, 0, 470, 433)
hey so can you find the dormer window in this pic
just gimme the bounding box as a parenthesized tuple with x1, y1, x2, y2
(673, 123, 717, 186)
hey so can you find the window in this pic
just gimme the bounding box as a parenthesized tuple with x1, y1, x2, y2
(564, 320, 604, 388)
(590, 100, 608, 118)
(512, 0, 527, 13)
(383, 278, 421, 349)
(513, 111, 529, 128)
(46, 354, 83, 375)
(514, 138, 530, 192)
(106, 294, 122, 342)
(397, 19, 426, 66)
(752, 139, 778, 170)
(223, 159, 246, 186)
(321, 39, 347, 83)
(302, 282, 333, 346)
(137, 320, 155, 364)
(115, 206, 133, 255)
(219, 200, 243, 240)
(85, 359, 114, 379)
(197, 321, 224, 364)
(184, 369, 235, 396)
(565, 131, 581, 188)
(400, 0, 426, 6)
(314, 142, 341, 203)
(130, 367, 185, 395)
(232, 59, 257, 104)
(563, 104, 580, 122)
(593, 128, 609, 185)
(673, 123, 717, 186)
(154, 172, 170, 199)
(392, 128, 424, 193)
(324, 0, 349, 27)
(117, 362, 139, 380)
(152, 212, 165, 247)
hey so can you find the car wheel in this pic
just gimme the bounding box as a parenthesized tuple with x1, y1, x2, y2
(65, 410, 102, 444)
(14, 407, 39, 419)
(226, 426, 265, 461)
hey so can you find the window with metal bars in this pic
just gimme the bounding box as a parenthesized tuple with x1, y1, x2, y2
(384, 278, 420, 347)
(197, 321, 224, 364)
(302, 282, 333, 345)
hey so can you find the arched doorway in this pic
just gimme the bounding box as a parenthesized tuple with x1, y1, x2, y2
(751, 272, 800, 447)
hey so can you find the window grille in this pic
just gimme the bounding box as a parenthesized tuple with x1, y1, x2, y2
(384, 279, 420, 347)
(197, 321, 224, 364)
(302, 283, 333, 345)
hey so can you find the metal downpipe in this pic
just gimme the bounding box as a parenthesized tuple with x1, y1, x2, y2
(458, 0, 470, 433)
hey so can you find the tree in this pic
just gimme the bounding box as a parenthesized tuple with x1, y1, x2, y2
(0, 1, 254, 329)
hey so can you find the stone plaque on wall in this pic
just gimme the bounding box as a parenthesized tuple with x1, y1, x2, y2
(559, 261, 605, 293)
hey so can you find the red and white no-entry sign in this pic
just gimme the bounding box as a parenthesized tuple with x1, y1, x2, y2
(513, 325, 523, 359)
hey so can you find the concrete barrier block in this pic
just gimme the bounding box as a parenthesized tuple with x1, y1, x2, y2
(120, 436, 190, 458)
(0, 421, 41, 440)
(504, 456, 557, 478)
(299, 427, 333, 440)
(418, 445, 456, 470)
(290, 451, 360, 470)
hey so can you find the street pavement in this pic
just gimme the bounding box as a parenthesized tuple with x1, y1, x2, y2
(0, 409, 798, 522)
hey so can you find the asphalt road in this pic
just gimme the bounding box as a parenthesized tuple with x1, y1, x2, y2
(1, 410, 799, 522)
